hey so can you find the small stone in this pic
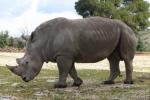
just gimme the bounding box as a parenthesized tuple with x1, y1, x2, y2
(43, 90, 49, 93)
(46, 79, 55, 83)
(11, 83, 20, 87)
(0, 82, 9, 85)
(34, 91, 48, 96)
(33, 88, 40, 90)
(64, 87, 76, 92)
(16, 89, 21, 92)
(0, 96, 17, 100)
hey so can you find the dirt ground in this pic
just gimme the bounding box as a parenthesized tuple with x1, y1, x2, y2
(0, 52, 150, 100)
(0, 52, 150, 72)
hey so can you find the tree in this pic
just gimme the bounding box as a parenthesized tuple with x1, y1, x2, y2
(0, 31, 9, 48)
(75, 0, 99, 18)
(7, 37, 14, 47)
(136, 37, 145, 51)
(16, 40, 25, 48)
(75, 0, 150, 32)
(0, 30, 26, 49)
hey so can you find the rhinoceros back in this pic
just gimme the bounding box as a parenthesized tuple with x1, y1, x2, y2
(70, 17, 121, 62)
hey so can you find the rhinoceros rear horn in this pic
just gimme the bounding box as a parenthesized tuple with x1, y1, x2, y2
(6, 65, 22, 76)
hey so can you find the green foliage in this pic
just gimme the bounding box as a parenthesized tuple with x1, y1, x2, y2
(0, 31, 9, 48)
(75, 0, 98, 17)
(0, 30, 25, 49)
(16, 40, 25, 48)
(75, 0, 150, 32)
(136, 37, 145, 51)
(94, 1, 117, 18)
(138, 30, 150, 51)
(7, 37, 14, 47)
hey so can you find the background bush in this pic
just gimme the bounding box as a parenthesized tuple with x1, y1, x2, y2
(0, 31, 26, 49)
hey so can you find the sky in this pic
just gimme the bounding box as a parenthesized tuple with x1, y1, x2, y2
(0, 0, 81, 37)
(0, 0, 150, 37)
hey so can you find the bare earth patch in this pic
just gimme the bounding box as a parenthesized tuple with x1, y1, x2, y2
(0, 52, 150, 72)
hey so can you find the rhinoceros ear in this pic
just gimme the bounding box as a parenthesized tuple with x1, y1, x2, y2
(21, 34, 29, 41)
(30, 31, 36, 42)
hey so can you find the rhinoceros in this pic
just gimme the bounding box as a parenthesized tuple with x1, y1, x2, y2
(7, 17, 137, 88)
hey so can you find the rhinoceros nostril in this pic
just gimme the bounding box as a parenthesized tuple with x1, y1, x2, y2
(22, 76, 26, 80)
(26, 61, 29, 64)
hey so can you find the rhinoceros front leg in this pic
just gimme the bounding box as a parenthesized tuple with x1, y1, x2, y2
(69, 64, 83, 87)
(55, 56, 73, 88)
(104, 57, 120, 84)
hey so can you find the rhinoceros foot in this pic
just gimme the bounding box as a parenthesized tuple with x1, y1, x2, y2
(124, 80, 134, 84)
(103, 80, 115, 84)
(54, 82, 67, 88)
(72, 78, 83, 87)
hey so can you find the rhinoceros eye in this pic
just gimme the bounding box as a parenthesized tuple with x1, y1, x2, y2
(25, 61, 29, 65)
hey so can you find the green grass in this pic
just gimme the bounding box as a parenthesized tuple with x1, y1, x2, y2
(0, 66, 150, 100)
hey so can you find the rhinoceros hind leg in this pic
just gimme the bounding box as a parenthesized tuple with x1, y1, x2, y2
(104, 56, 120, 84)
(69, 64, 83, 86)
(69, 64, 83, 87)
(55, 56, 73, 88)
(124, 60, 134, 84)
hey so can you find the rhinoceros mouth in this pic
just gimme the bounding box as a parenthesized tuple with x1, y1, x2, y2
(22, 76, 31, 82)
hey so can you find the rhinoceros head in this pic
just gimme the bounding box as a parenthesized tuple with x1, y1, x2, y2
(7, 31, 44, 82)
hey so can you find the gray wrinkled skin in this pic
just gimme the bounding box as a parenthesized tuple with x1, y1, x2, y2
(7, 17, 137, 88)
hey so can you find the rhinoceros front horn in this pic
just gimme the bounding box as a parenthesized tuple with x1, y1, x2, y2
(6, 65, 22, 76)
